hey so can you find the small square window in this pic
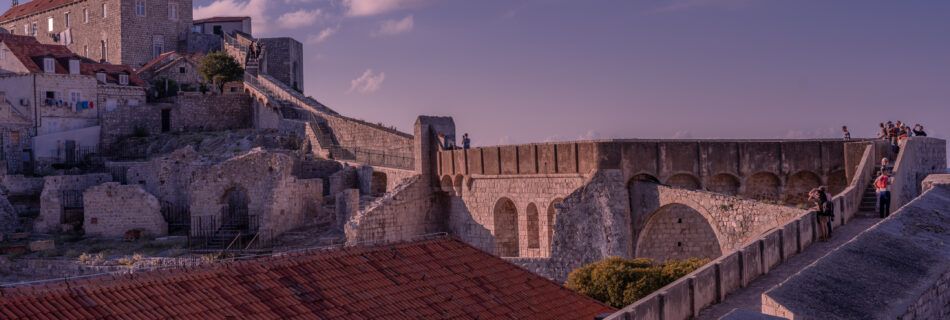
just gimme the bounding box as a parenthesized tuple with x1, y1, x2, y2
(90, 217, 97, 224)
(136, 1, 146, 17)
(119, 74, 129, 85)
(83, 8, 88, 23)
(179, 66, 185, 73)
(43, 58, 55, 73)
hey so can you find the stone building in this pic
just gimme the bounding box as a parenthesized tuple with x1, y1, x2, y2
(135, 51, 204, 89)
(259, 37, 303, 91)
(192, 16, 250, 36)
(0, 0, 195, 68)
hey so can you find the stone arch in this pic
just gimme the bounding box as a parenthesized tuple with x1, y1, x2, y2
(526, 203, 540, 249)
(785, 171, 822, 205)
(628, 173, 661, 217)
(370, 171, 387, 195)
(827, 170, 848, 196)
(743, 172, 782, 201)
(636, 203, 723, 261)
(220, 186, 251, 231)
(666, 173, 701, 190)
(453, 174, 464, 196)
(440, 175, 453, 194)
(630, 173, 660, 184)
(547, 198, 563, 250)
(493, 198, 519, 257)
(707, 173, 740, 196)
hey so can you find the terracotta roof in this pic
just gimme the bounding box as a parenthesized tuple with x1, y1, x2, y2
(0, 40, 74, 73)
(0, 236, 615, 319)
(194, 16, 251, 24)
(81, 62, 146, 87)
(136, 51, 204, 76)
(0, 0, 75, 23)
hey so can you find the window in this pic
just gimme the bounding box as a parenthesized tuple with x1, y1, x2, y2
(179, 66, 185, 73)
(69, 60, 80, 74)
(24, 25, 28, 35)
(136, 1, 146, 17)
(152, 35, 164, 58)
(48, 17, 53, 32)
(83, 45, 88, 57)
(118, 74, 129, 85)
(32, 22, 37, 36)
(83, 8, 88, 23)
(10, 132, 19, 144)
(96, 72, 107, 83)
(43, 58, 55, 73)
(65, 12, 70, 27)
(213, 25, 222, 35)
(102, 4, 107, 18)
(69, 91, 81, 105)
(101, 39, 107, 61)
(168, 3, 177, 20)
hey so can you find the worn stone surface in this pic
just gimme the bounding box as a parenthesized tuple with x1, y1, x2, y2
(0, 195, 17, 233)
(345, 175, 444, 243)
(762, 186, 950, 320)
(35, 173, 111, 233)
(83, 182, 166, 237)
(890, 137, 947, 212)
(123, 146, 209, 206)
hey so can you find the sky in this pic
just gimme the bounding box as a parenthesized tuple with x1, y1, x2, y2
(3, 0, 949, 159)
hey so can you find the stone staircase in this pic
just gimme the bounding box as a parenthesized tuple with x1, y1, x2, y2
(855, 165, 893, 217)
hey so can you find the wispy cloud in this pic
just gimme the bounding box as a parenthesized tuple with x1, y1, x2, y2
(373, 15, 414, 36)
(343, 0, 428, 17)
(348, 69, 386, 93)
(307, 26, 338, 44)
(277, 9, 324, 29)
(656, 0, 756, 12)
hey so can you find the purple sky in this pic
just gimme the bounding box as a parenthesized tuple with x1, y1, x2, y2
(4, 0, 949, 160)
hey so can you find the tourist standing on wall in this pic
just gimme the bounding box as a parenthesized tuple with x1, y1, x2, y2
(842, 126, 851, 140)
(463, 133, 471, 149)
(809, 186, 832, 241)
(878, 123, 887, 140)
(914, 124, 927, 137)
(874, 171, 892, 219)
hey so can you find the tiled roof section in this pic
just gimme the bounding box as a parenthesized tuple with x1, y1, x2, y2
(0, 0, 75, 23)
(0, 236, 615, 319)
(1, 40, 74, 73)
(0, 33, 40, 44)
(81, 62, 146, 87)
(194, 16, 251, 24)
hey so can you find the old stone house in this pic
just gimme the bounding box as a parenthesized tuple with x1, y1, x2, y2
(135, 51, 204, 91)
(0, 34, 144, 173)
(0, 0, 194, 68)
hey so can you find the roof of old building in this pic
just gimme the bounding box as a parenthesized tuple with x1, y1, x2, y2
(0, 38, 144, 87)
(194, 16, 251, 24)
(0, 236, 615, 319)
(136, 51, 204, 78)
(0, 0, 74, 23)
(0, 33, 39, 44)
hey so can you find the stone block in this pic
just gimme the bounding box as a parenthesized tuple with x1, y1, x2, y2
(781, 221, 798, 260)
(556, 143, 576, 173)
(762, 229, 782, 273)
(454, 149, 467, 175)
(467, 148, 483, 175)
(689, 263, 719, 315)
(661, 277, 692, 320)
(518, 145, 537, 174)
(499, 146, 518, 175)
(717, 252, 741, 299)
(538, 144, 557, 174)
(28, 240, 55, 252)
(798, 212, 815, 250)
(482, 147, 500, 175)
(740, 240, 763, 287)
(577, 142, 596, 174)
(609, 293, 661, 320)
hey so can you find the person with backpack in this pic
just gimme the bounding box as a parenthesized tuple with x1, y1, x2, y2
(809, 186, 833, 241)
(875, 171, 892, 218)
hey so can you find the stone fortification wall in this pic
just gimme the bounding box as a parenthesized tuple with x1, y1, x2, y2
(344, 175, 444, 243)
(123, 146, 209, 206)
(761, 185, 950, 320)
(890, 137, 947, 212)
(169, 93, 252, 132)
(82, 183, 166, 237)
(439, 139, 851, 204)
(35, 174, 111, 233)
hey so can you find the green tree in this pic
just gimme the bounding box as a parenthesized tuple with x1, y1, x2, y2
(565, 257, 707, 308)
(198, 51, 244, 86)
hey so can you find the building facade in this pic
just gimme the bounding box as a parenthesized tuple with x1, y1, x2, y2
(0, 0, 194, 68)
(192, 16, 250, 36)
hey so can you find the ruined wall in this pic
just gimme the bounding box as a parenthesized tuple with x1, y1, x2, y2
(890, 137, 947, 212)
(169, 92, 252, 132)
(345, 175, 444, 243)
(35, 173, 111, 233)
(124, 146, 209, 206)
(82, 182, 165, 237)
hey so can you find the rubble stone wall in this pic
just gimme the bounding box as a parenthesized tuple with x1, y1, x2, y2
(35, 173, 111, 233)
(345, 175, 444, 243)
(83, 182, 166, 237)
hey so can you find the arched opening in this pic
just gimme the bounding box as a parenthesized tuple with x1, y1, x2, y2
(785, 171, 821, 205)
(526, 203, 540, 249)
(370, 171, 387, 195)
(707, 173, 740, 196)
(440, 175, 453, 194)
(221, 186, 251, 232)
(630, 173, 660, 184)
(743, 172, 782, 201)
(493, 198, 519, 257)
(453, 175, 464, 196)
(628, 174, 661, 220)
(666, 173, 701, 190)
(547, 198, 563, 250)
(827, 170, 848, 196)
(636, 203, 722, 261)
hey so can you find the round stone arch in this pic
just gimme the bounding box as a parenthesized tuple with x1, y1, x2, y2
(218, 185, 252, 231)
(742, 172, 782, 201)
(453, 174, 464, 196)
(665, 173, 701, 190)
(706, 173, 740, 196)
(785, 171, 822, 205)
(635, 202, 725, 261)
(440, 175, 454, 194)
(629, 173, 660, 184)
(493, 197, 520, 257)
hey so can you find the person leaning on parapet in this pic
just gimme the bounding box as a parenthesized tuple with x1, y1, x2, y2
(809, 186, 832, 241)
(842, 126, 851, 140)
(913, 124, 927, 137)
(463, 133, 471, 149)
(874, 170, 892, 219)
(877, 123, 888, 140)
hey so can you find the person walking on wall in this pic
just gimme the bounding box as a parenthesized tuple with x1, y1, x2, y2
(842, 126, 851, 140)
(463, 133, 471, 150)
(878, 123, 887, 140)
(874, 171, 892, 219)
(913, 124, 927, 137)
(809, 186, 832, 241)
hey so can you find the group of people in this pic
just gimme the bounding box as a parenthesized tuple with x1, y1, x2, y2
(436, 133, 472, 150)
(808, 186, 835, 241)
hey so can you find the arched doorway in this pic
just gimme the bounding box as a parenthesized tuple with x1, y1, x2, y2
(526, 203, 540, 249)
(222, 186, 250, 231)
(636, 203, 722, 261)
(493, 198, 519, 257)
(370, 171, 387, 195)
(547, 198, 563, 249)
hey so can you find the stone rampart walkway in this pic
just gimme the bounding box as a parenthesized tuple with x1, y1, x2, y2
(696, 216, 880, 319)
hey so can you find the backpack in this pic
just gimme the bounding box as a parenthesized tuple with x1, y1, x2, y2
(875, 176, 889, 189)
(821, 200, 835, 217)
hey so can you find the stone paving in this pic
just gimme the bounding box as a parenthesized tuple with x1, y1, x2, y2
(696, 216, 880, 319)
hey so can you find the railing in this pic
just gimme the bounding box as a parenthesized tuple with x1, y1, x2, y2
(161, 202, 190, 235)
(189, 214, 269, 252)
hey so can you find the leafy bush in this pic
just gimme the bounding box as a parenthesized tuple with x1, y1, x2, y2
(565, 257, 707, 308)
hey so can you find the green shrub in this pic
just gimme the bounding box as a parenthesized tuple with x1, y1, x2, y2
(565, 257, 707, 308)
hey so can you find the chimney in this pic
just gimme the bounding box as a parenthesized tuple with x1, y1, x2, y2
(11, 1, 17, 8)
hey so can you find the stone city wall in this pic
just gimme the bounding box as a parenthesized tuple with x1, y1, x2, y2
(168, 92, 252, 132)
(889, 137, 947, 212)
(35, 173, 111, 233)
(345, 175, 444, 243)
(82, 182, 166, 237)
(761, 185, 950, 320)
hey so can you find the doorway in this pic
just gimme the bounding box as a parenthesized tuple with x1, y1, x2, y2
(161, 109, 171, 132)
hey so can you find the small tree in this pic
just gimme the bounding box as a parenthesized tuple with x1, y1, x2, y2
(198, 51, 244, 87)
(565, 257, 707, 308)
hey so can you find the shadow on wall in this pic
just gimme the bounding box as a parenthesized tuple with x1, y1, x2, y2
(446, 192, 493, 253)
